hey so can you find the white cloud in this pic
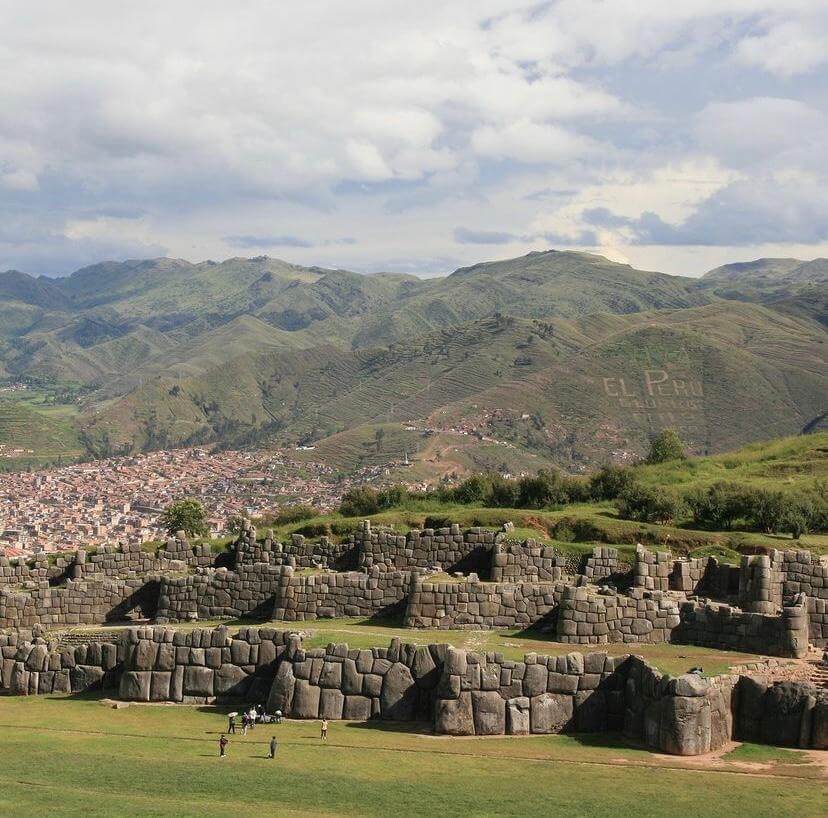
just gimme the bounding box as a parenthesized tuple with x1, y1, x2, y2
(0, 0, 826, 276)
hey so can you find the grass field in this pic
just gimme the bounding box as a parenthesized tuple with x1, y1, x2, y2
(0, 695, 823, 817)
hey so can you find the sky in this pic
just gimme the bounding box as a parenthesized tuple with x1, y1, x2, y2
(1, 1, 827, 278)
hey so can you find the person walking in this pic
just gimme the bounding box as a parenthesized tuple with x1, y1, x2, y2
(219, 734, 228, 758)
(242, 713, 249, 737)
(268, 735, 278, 759)
(320, 719, 328, 741)
(228, 713, 236, 734)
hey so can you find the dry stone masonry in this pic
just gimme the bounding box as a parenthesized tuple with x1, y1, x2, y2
(2, 624, 825, 755)
(1, 522, 826, 657)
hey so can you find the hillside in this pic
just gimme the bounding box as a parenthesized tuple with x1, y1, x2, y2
(698, 257, 828, 325)
(0, 250, 825, 473)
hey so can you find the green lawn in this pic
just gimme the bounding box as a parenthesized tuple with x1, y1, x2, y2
(0, 696, 823, 817)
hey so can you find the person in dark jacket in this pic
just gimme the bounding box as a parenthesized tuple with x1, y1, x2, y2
(268, 736, 278, 759)
(219, 734, 228, 758)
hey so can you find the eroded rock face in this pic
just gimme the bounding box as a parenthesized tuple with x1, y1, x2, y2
(435, 692, 474, 735)
(380, 662, 416, 721)
(267, 661, 295, 714)
(292, 678, 321, 719)
(659, 695, 711, 756)
(530, 693, 573, 734)
(472, 690, 506, 735)
(507, 697, 530, 735)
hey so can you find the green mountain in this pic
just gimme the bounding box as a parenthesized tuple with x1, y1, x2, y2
(697, 257, 828, 325)
(0, 250, 825, 474)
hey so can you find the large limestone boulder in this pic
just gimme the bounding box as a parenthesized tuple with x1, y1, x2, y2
(343, 695, 372, 721)
(320, 688, 345, 719)
(267, 662, 296, 714)
(214, 664, 249, 697)
(435, 692, 474, 735)
(522, 663, 548, 697)
(149, 671, 171, 701)
(120, 670, 151, 701)
(735, 676, 767, 742)
(812, 700, 828, 749)
(183, 665, 214, 697)
(659, 695, 711, 755)
(70, 665, 105, 693)
(380, 662, 416, 721)
(292, 679, 322, 719)
(760, 682, 810, 748)
(472, 691, 506, 735)
(507, 697, 530, 735)
(575, 690, 607, 733)
(412, 646, 439, 688)
(530, 693, 574, 734)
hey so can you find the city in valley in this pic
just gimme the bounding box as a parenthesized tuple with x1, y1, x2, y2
(0, 448, 356, 556)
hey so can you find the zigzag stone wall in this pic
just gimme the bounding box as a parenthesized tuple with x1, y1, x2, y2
(2, 624, 826, 753)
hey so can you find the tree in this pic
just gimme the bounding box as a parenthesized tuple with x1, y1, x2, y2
(339, 486, 380, 517)
(160, 498, 207, 538)
(589, 464, 635, 501)
(646, 429, 686, 464)
(685, 482, 748, 530)
(225, 514, 247, 536)
(617, 483, 682, 525)
(374, 427, 385, 453)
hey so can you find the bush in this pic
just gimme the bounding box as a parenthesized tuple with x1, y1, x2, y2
(589, 464, 635, 501)
(646, 429, 687, 464)
(339, 486, 381, 517)
(273, 504, 319, 526)
(617, 483, 682, 525)
(685, 482, 749, 530)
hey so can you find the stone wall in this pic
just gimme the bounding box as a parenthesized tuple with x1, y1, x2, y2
(2, 625, 826, 753)
(234, 522, 357, 571)
(0, 626, 121, 696)
(672, 595, 810, 658)
(556, 586, 681, 645)
(118, 625, 297, 703)
(0, 576, 160, 629)
(357, 521, 501, 574)
(404, 575, 565, 630)
(490, 540, 566, 582)
(267, 636, 442, 722)
(632, 545, 672, 591)
(157, 564, 411, 623)
(735, 675, 828, 749)
(782, 551, 828, 647)
(583, 547, 620, 582)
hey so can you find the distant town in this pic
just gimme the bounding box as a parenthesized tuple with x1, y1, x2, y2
(0, 448, 377, 557)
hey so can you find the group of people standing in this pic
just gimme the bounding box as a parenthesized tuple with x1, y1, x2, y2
(218, 716, 329, 758)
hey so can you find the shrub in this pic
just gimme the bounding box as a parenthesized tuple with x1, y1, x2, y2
(339, 486, 380, 517)
(646, 429, 687, 464)
(617, 483, 682, 525)
(273, 504, 319, 526)
(589, 464, 635, 501)
(684, 482, 749, 530)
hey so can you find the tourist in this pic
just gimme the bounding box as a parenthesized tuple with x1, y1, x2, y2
(275, 710, 283, 724)
(320, 718, 328, 740)
(241, 713, 249, 736)
(219, 734, 228, 758)
(228, 713, 236, 734)
(268, 735, 278, 759)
